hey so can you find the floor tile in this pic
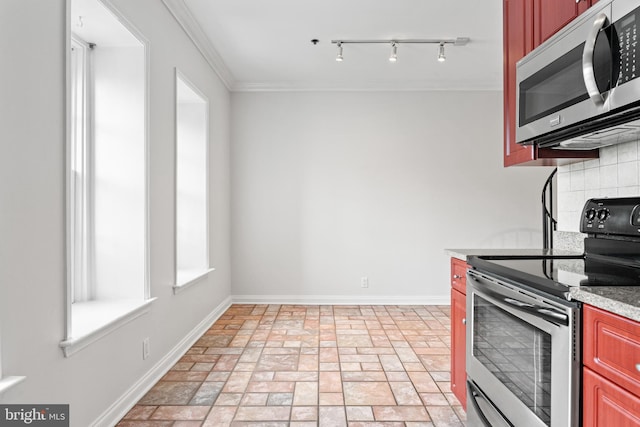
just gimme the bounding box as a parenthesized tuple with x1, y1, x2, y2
(373, 405, 431, 422)
(343, 382, 395, 406)
(138, 382, 200, 405)
(290, 406, 317, 421)
(122, 405, 157, 420)
(149, 406, 210, 420)
(318, 406, 347, 427)
(190, 382, 224, 405)
(346, 406, 374, 421)
(233, 406, 290, 421)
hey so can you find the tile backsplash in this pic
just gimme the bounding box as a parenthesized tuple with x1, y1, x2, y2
(557, 140, 640, 232)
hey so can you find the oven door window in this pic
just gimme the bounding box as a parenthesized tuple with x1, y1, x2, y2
(473, 295, 552, 426)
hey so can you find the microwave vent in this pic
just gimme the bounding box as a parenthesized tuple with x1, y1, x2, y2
(581, 127, 629, 139)
(552, 114, 640, 150)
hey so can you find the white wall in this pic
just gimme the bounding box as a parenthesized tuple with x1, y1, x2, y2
(231, 91, 554, 302)
(0, 1, 231, 426)
(557, 140, 640, 232)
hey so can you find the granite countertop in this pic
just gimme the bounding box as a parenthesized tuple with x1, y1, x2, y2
(570, 286, 640, 322)
(445, 248, 640, 323)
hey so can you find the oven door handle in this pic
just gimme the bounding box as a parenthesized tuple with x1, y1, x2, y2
(502, 295, 569, 326)
(470, 272, 569, 326)
(467, 380, 514, 427)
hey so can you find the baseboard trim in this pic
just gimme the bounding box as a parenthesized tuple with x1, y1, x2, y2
(231, 294, 450, 305)
(91, 296, 233, 427)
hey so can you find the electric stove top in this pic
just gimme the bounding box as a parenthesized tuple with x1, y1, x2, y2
(468, 197, 640, 302)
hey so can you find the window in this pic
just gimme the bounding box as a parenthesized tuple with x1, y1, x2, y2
(174, 71, 212, 293)
(62, 0, 152, 357)
(69, 36, 92, 304)
(0, 334, 25, 394)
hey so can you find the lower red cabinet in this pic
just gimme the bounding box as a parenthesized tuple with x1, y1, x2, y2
(583, 304, 640, 426)
(451, 287, 466, 409)
(450, 257, 467, 410)
(583, 367, 640, 427)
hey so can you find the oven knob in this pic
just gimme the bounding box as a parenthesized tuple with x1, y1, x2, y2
(597, 209, 610, 221)
(585, 208, 597, 220)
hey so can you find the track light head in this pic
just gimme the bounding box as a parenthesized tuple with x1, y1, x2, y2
(438, 42, 446, 62)
(336, 42, 343, 62)
(389, 42, 398, 62)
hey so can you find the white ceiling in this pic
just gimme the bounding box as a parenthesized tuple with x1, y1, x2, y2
(167, 0, 504, 92)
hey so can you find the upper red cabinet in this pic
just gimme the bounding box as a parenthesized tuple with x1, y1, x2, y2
(503, 0, 599, 166)
(535, 0, 592, 44)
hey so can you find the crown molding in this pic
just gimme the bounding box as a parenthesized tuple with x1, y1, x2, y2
(161, 0, 235, 90)
(232, 80, 501, 93)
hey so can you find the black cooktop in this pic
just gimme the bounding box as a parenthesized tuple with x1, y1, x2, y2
(468, 198, 640, 301)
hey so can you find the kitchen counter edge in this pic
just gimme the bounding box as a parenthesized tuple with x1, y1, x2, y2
(569, 287, 640, 322)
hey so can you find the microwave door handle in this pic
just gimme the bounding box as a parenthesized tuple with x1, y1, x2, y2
(582, 12, 609, 107)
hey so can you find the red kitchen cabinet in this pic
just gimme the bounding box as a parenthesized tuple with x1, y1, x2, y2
(534, 0, 594, 44)
(583, 304, 640, 426)
(579, 0, 598, 14)
(583, 368, 640, 427)
(503, 0, 598, 166)
(450, 257, 468, 409)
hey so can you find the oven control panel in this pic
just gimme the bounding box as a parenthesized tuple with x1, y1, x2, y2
(581, 197, 640, 236)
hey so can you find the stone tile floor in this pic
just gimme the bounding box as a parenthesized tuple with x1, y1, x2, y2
(117, 304, 466, 426)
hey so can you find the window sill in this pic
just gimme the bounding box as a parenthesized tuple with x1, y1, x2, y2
(173, 267, 215, 295)
(0, 376, 26, 395)
(60, 298, 157, 357)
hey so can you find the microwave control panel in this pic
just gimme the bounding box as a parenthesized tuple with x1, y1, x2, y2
(615, 7, 640, 84)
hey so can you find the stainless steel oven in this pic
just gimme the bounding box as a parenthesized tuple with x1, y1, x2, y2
(466, 197, 640, 426)
(465, 269, 581, 427)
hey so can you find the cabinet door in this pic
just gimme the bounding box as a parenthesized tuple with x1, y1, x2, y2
(451, 288, 467, 410)
(578, 0, 596, 16)
(584, 304, 640, 397)
(504, 0, 537, 166)
(583, 367, 640, 427)
(535, 0, 581, 44)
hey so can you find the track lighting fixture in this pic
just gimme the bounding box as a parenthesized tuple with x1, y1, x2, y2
(389, 42, 398, 62)
(438, 42, 446, 62)
(330, 37, 469, 63)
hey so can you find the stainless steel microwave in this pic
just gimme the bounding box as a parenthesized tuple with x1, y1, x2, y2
(516, 0, 640, 150)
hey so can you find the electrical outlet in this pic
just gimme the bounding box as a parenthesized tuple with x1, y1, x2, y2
(361, 277, 369, 288)
(143, 337, 150, 360)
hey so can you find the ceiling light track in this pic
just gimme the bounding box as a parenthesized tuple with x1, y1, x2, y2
(331, 37, 470, 63)
(330, 38, 470, 45)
